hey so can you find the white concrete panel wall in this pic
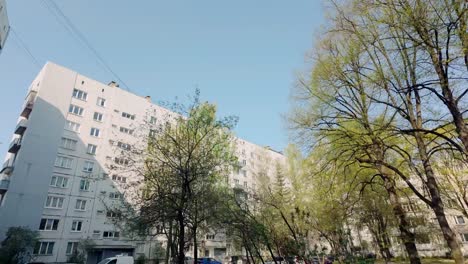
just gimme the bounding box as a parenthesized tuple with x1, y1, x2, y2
(0, 62, 287, 263)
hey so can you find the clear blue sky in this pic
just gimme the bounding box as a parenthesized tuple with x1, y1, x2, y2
(0, 0, 324, 155)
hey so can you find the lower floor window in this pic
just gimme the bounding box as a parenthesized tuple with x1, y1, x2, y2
(461, 233, 468, 242)
(34, 241, 55, 255)
(66, 242, 79, 255)
(103, 231, 120, 238)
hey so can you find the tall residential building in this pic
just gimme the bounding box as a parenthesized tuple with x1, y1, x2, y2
(0, 0, 9, 52)
(0, 62, 286, 263)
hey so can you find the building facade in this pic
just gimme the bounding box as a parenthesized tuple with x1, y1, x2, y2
(0, 62, 286, 263)
(0, 0, 9, 52)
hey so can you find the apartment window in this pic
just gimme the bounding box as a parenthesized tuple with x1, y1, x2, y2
(117, 141, 131, 151)
(65, 121, 80, 132)
(241, 160, 247, 166)
(119, 126, 133, 135)
(455, 216, 465, 225)
(234, 179, 239, 184)
(72, 88, 88, 101)
(243, 181, 247, 187)
(97, 97, 106, 107)
(122, 112, 135, 120)
(55, 156, 73, 169)
(114, 157, 129, 166)
(112, 175, 127, 183)
(75, 199, 87, 211)
(206, 234, 215, 240)
(149, 129, 157, 137)
(50, 176, 68, 188)
(33, 242, 55, 255)
(39, 219, 59, 231)
(90, 128, 100, 137)
(60, 137, 77, 150)
(87, 144, 97, 155)
(79, 179, 90, 191)
(106, 211, 121, 218)
(93, 112, 103, 122)
(103, 231, 120, 238)
(241, 170, 247, 177)
(71, 220, 83, 232)
(460, 233, 468, 243)
(66, 242, 79, 255)
(45, 196, 64, 209)
(150, 116, 157, 124)
(68, 104, 84, 116)
(109, 192, 121, 199)
(83, 161, 94, 173)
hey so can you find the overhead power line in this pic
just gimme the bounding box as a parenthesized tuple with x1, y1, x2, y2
(10, 27, 41, 69)
(39, 0, 131, 91)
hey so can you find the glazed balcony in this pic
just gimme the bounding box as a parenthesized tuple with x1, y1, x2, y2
(0, 159, 14, 175)
(14, 119, 27, 135)
(0, 179, 9, 193)
(20, 90, 37, 119)
(8, 138, 21, 154)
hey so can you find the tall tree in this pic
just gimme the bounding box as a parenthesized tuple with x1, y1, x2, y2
(290, 0, 467, 262)
(117, 93, 238, 264)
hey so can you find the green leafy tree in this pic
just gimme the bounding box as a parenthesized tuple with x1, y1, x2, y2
(121, 92, 238, 264)
(0, 227, 38, 264)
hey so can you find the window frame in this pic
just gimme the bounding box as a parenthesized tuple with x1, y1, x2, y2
(71, 220, 83, 232)
(68, 104, 84, 116)
(39, 218, 59, 231)
(55, 156, 73, 169)
(79, 179, 90, 191)
(72, 88, 88, 101)
(97, 97, 106, 107)
(103, 231, 120, 238)
(83, 161, 94, 173)
(87, 144, 97, 155)
(60, 137, 77, 150)
(45, 195, 64, 209)
(65, 120, 81, 132)
(93, 112, 104, 122)
(66, 242, 79, 255)
(75, 199, 87, 211)
(33, 241, 55, 255)
(90, 127, 100, 137)
(50, 175, 68, 188)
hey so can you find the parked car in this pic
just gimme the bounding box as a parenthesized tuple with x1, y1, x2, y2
(197, 257, 222, 264)
(97, 256, 134, 264)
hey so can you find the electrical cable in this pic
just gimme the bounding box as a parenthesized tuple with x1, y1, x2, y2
(39, 0, 131, 91)
(10, 27, 41, 69)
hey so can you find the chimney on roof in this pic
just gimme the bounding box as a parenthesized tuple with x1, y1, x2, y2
(108, 81, 119, 88)
(145, 96, 151, 102)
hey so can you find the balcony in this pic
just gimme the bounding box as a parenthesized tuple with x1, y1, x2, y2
(20, 102, 34, 119)
(20, 90, 37, 119)
(0, 179, 9, 193)
(8, 138, 22, 154)
(233, 183, 246, 192)
(14, 119, 27, 135)
(0, 159, 14, 174)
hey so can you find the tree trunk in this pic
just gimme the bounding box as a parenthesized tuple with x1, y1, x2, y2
(166, 223, 173, 264)
(193, 226, 198, 264)
(178, 210, 186, 264)
(384, 178, 421, 264)
(414, 134, 464, 264)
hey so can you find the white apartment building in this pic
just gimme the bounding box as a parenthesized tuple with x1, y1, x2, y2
(0, 0, 9, 52)
(0, 62, 286, 264)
